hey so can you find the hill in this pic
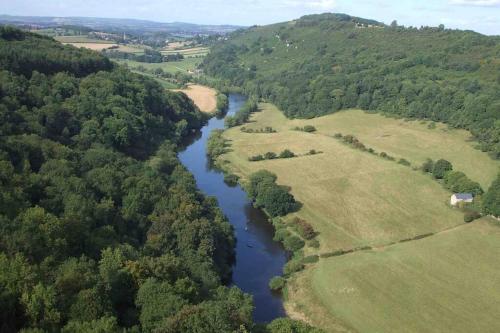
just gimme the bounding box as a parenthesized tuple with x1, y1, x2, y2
(202, 13, 500, 158)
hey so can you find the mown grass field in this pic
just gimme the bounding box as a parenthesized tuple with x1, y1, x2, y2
(219, 103, 500, 331)
(296, 109, 499, 188)
(287, 218, 500, 333)
(220, 103, 498, 251)
(173, 84, 217, 113)
(161, 46, 209, 58)
(114, 58, 203, 74)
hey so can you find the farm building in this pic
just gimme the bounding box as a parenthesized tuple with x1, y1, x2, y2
(450, 193, 473, 206)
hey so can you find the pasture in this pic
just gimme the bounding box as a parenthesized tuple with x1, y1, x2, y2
(221, 103, 485, 251)
(161, 46, 209, 58)
(286, 218, 500, 333)
(173, 84, 217, 113)
(114, 57, 203, 74)
(219, 103, 500, 332)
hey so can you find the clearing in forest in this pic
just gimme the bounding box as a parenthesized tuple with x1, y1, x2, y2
(174, 84, 217, 113)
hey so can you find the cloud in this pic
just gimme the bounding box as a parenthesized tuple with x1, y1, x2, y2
(449, 0, 500, 6)
(282, 0, 337, 10)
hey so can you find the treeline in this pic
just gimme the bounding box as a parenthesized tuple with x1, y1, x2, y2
(202, 13, 500, 158)
(104, 48, 184, 63)
(0, 26, 322, 333)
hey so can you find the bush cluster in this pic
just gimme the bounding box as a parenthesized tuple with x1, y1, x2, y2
(294, 125, 317, 133)
(206, 129, 228, 159)
(249, 149, 297, 162)
(246, 170, 299, 217)
(241, 126, 276, 133)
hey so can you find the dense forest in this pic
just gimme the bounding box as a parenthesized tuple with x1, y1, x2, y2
(0, 26, 320, 332)
(202, 13, 500, 159)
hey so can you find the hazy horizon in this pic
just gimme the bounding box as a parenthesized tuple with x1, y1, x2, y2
(1, 0, 499, 35)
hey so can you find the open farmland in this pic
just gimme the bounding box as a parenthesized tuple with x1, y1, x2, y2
(161, 46, 209, 58)
(286, 218, 500, 333)
(217, 102, 500, 332)
(219, 103, 500, 251)
(173, 84, 217, 113)
(113, 57, 203, 74)
(56, 35, 117, 50)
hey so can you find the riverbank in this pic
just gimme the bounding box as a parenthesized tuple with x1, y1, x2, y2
(177, 94, 288, 322)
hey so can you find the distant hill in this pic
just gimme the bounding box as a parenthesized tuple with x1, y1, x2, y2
(202, 13, 500, 158)
(0, 14, 242, 35)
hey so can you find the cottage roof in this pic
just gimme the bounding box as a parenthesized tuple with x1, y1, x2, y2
(453, 193, 473, 200)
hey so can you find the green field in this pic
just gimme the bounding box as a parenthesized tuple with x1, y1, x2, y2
(54, 35, 110, 43)
(114, 58, 203, 74)
(297, 109, 499, 188)
(287, 218, 500, 333)
(161, 46, 209, 58)
(218, 103, 500, 332)
(221, 103, 499, 251)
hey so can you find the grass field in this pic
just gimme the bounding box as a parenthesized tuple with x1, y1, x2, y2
(287, 218, 500, 333)
(114, 58, 203, 74)
(173, 84, 217, 113)
(220, 103, 499, 251)
(54, 36, 109, 43)
(161, 46, 209, 58)
(218, 103, 500, 332)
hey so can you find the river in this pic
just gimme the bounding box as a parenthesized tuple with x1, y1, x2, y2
(178, 94, 287, 322)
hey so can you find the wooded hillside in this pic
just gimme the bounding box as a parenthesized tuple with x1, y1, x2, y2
(202, 13, 500, 158)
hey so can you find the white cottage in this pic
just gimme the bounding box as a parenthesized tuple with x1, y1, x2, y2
(450, 193, 473, 206)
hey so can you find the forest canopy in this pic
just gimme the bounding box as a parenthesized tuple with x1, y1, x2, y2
(202, 13, 500, 159)
(0, 26, 246, 332)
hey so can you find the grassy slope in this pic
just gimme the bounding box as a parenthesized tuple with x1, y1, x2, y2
(291, 218, 500, 333)
(222, 103, 498, 251)
(219, 103, 500, 332)
(293, 109, 499, 189)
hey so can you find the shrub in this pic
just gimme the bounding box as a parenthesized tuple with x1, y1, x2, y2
(302, 125, 317, 132)
(223, 174, 239, 186)
(308, 239, 320, 248)
(283, 259, 304, 275)
(283, 235, 305, 252)
(432, 159, 453, 179)
(333, 133, 343, 138)
(248, 154, 264, 161)
(464, 210, 481, 223)
(422, 158, 434, 173)
(302, 255, 319, 264)
(444, 171, 483, 196)
(273, 228, 291, 242)
(308, 149, 317, 155)
(291, 217, 316, 239)
(264, 152, 277, 160)
(398, 158, 411, 166)
(269, 276, 286, 291)
(279, 149, 295, 158)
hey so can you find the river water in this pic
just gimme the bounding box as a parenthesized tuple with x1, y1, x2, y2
(178, 94, 287, 322)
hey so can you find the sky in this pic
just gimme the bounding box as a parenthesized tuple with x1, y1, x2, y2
(1, 0, 499, 35)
